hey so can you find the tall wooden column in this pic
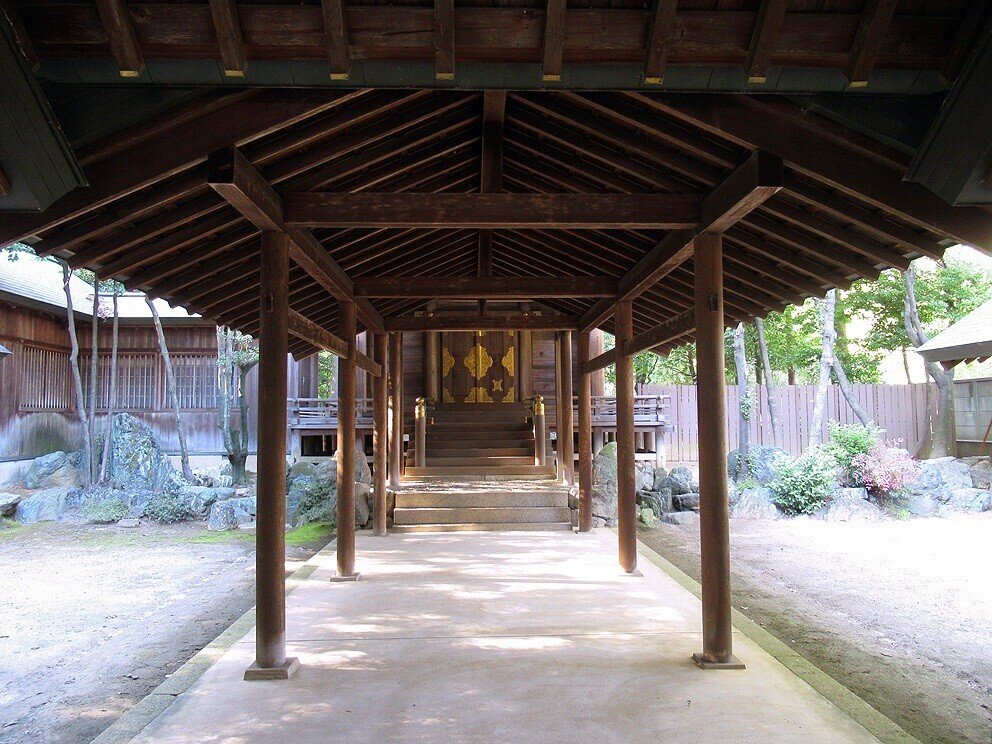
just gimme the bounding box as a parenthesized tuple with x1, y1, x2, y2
(245, 232, 298, 680)
(577, 331, 593, 532)
(692, 233, 743, 669)
(335, 300, 359, 580)
(615, 301, 637, 574)
(553, 332, 564, 477)
(389, 332, 403, 489)
(425, 332, 439, 402)
(372, 332, 388, 536)
(519, 330, 533, 398)
(559, 330, 575, 485)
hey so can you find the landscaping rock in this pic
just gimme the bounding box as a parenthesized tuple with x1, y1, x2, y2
(106, 414, 185, 495)
(23, 451, 84, 490)
(207, 496, 257, 531)
(79, 489, 129, 524)
(635, 461, 654, 492)
(662, 511, 699, 526)
(913, 457, 972, 497)
(636, 490, 663, 518)
(937, 488, 992, 515)
(832, 486, 869, 500)
(592, 442, 619, 524)
(658, 465, 693, 496)
(673, 492, 700, 512)
(895, 491, 939, 517)
(15, 487, 72, 524)
(0, 492, 22, 517)
(652, 466, 668, 492)
(730, 487, 780, 520)
(817, 494, 884, 523)
(639, 507, 659, 528)
(727, 445, 785, 486)
(962, 456, 992, 489)
(181, 485, 237, 518)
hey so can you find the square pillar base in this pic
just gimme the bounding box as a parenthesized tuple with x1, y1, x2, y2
(330, 572, 362, 582)
(244, 657, 300, 681)
(692, 652, 745, 670)
(620, 568, 643, 577)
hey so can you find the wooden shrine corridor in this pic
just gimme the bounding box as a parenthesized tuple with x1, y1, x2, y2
(123, 530, 887, 743)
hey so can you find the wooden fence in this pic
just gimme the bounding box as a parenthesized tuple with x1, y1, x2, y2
(643, 383, 929, 464)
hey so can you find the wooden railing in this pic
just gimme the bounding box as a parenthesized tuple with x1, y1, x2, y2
(580, 395, 670, 426)
(289, 397, 374, 428)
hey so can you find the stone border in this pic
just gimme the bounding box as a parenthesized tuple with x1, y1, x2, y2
(635, 538, 921, 744)
(91, 541, 333, 744)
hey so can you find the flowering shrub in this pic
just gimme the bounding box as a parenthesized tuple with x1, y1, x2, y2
(826, 422, 881, 485)
(850, 443, 919, 495)
(768, 448, 837, 515)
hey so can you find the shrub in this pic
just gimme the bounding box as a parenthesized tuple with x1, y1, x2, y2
(81, 497, 128, 523)
(768, 448, 836, 515)
(826, 422, 881, 485)
(850, 443, 919, 495)
(294, 478, 337, 526)
(142, 491, 195, 524)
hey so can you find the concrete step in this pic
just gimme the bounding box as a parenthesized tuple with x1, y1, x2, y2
(425, 436, 535, 449)
(394, 506, 572, 525)
(391, 522, 573, 533)
(395, 491, 570, 508)
(403, 465, 557, 479)
(421, 446, 534, 458)
(421, 456, 536, 467)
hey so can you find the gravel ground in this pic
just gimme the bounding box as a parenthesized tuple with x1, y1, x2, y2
(0, 522, 329, 744)
(638, 513, 992, 744)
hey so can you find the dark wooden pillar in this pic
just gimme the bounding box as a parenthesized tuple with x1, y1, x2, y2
(372, 332, 388, 536)
(692, 233, 743, 669)
(553, 332, 564, 477)
(245, 232, 298, 680)
(615, 301, 637, 574)
(577, 331, 593, 532)
(425, 331, 439, 402)
(389, 332, 403, 488)
(335, 301, 359, 580)
(559, 330, 575, 485)
(519, 329, 533, 399)
(589, 329, 606, 397)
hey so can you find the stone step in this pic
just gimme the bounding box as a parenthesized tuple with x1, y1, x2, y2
(429, 421, 533, 432)
(391, 522, 573, 533)
(394, 506, 572, 525)
(395, 491, 569, 508)
(419, 446, 534, 458)
(419, 456, 536, 467)
(432, 410, 530, 423)
(425, 435, 535, 448)
(403, 465, 557, 479)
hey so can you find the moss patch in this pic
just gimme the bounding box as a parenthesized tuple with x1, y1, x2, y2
(186, 530, 254, 545)
(285, 522, 335, 548)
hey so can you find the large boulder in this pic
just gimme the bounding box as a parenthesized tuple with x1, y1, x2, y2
(730, 486, 780, 520)
(910, 457, 972, 498)
(0, 492, 23, 518)
(15, 487, 72, 524)
(78, 487, 129, 524)
(817, 493, 884, 523)
(106, 414, 185, 495)
(657, 465, 694, 496)
(727, 445, 785, 486)
(635, 462, 654, 492)
(181, 485, 237, 518)
(592, 442, 619, 524)
(652, 466, 668, 492)
(962, 456, 992, 489)
(23, 451, 84, 490)
(937, 488, 992, 516)
(673, 492, 700, 512)
(288, 446, 372, 527)
(207, 496, 256, 530)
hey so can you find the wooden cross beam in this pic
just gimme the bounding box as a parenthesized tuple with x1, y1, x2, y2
(94, 0, 144, 76)
(354, 276, 617, 299)
(288, 309, 382, 376)
(844, 0, 898, 85)
(319, 0, 351, 79)
(207, 0, 246, 76)
(542, 0, 567, 81)
(578, 151, 783, 333)
(283, 192, 702, 229)
(206, 145, 385, 334)
(478, 90, 506, 310)
(745, 0, 789, 83)
(385, 314, 578, 332)
(434, 0, 455, 79)
(643, 0, 679, 83)
(581, 309, 696, 372)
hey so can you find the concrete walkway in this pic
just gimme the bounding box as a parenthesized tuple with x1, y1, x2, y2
(132, 530, 884, 743)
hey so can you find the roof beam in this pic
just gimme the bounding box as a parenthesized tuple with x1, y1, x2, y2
(542, 0, 567, 81)
(207, 0, 246, 76)
(643, 0, 679, 83)
(0, 0, 38, 71)
(320, 0, 351, 79)
(94, 0, 144, 76)
(284, 192, 702, 229)
(354, 276, 618, 299)
(478, 90, 506, 312)
(385, 314, 577, 332)
(578, 151, 783, 332)
(288, 309, 382, 376)
(745, 0, 789, 83)
(434, 0, 454, 79)
(844, 0, 898, 86)
(581, 309, 695, 372)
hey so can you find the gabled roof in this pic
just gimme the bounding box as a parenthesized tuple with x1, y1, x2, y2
(916, 299, 992, 366)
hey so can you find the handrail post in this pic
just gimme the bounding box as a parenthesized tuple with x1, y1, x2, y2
(533, 395, 547, 466)
(414, 396, 427, 468)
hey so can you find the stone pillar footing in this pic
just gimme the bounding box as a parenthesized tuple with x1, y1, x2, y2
(692, 653, 745, 670)
(244, 657, 300, 681)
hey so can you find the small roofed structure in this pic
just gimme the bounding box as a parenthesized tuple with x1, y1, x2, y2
(917, 299, 992, 368)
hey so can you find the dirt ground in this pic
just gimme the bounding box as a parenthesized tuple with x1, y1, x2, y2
(639, 513, 992, 744)
(0, 521, 331, 744)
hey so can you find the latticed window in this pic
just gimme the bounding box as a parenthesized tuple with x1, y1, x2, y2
(18, 345, 72, 411)
(173, 354, 219, 409)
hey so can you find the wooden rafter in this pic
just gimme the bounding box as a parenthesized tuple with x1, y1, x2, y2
(643, 0, 678, 83)
(385, 314, 578, 332)
(478, 90, 506, 309)
(207, 0, 246, 76)
(320, 0, 351, 79)
(745, 0, 789, 83)
(284, 192, 702, 229)
(434, 0, 454, 79)
(844, 0, 899, 86)
(354, 276, 617, 298)
(542, 0, 567, 82)
(94, 0, 144, 76)
(0, 0, 38, 71)
(288, 309, 381, 376)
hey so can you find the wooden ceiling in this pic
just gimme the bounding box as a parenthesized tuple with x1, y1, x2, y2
(2, 87, 989, 357)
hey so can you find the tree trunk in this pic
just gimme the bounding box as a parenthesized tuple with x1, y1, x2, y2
(832, 353, 872, 425)
(810, 290, 836, 446)
(216, 326, 255, 485)
(903, 265, 955, 458)
(754, 317, 779, 443)
(147, 298, 193, 480)
(88, 276, 99, 481)
(787, 366, 796, 385)
(732, 323, 750, 477)
(60, 261, 92, 486)
(902, 347, 912, 384)
(99, 291, 119, 482)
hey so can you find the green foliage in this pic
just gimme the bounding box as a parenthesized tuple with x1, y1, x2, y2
(285, 522, 335, 547)
(768, 448, 836, 515)
(825, 422, 880, 484)
(142, 491, 195, 523)
(604, 334, 697, 385)
(294, 478, 338, 526)
(81, 497, 128, 523)
(317, 350, 336, 398)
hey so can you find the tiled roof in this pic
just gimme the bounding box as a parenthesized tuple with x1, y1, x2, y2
(916, 299, 992, 365)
